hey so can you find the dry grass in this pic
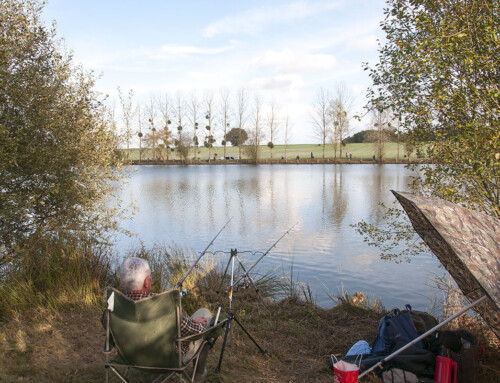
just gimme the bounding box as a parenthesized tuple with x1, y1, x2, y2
(0, 309, 105, 382)
(1, 289, 499, 383)
(1, 247, 499, 382)
(0, 296, 381, 383)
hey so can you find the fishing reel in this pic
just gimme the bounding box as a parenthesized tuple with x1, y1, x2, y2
(223, 279, 252, 295)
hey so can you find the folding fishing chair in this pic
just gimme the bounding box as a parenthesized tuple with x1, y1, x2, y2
(103, 288, 227, 383)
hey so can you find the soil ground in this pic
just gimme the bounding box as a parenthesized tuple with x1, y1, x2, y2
(1, 295, 499, 383)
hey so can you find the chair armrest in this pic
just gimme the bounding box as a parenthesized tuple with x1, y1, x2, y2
(177, 318, 228, 342)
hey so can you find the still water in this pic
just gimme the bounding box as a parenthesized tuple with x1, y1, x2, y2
(114, 164, 444, 310)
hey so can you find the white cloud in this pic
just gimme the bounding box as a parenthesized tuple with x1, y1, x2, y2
(203, 1, 340, 37)
(347, 35, 379, 51)
(252, 48, 337, 74)
(248, 74, 304, 90)
(149, 43, 235, 60)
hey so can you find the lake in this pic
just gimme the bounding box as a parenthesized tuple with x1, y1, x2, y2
(113, 164, 445, 310)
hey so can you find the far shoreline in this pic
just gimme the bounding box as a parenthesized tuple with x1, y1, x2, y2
(124, 158, 430, 166)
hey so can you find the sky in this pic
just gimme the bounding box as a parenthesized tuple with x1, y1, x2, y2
(42, 0, 388, 145)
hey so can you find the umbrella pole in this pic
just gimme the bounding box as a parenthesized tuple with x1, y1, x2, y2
(359, 295, 488, 379)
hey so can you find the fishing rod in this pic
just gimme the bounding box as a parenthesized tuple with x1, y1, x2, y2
(228, 222, 297, 291)
(174, 217, 232, 290)
(215, 224, 297, 372)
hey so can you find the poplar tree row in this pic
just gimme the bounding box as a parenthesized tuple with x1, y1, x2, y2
(115, 88, 293, 162)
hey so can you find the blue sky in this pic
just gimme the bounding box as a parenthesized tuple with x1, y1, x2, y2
(43, 0, 387, 144)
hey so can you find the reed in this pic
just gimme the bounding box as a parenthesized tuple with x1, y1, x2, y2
(123, 245, 291, 312)
(0, 234, 115, 321)
(333, 283, 385, 312)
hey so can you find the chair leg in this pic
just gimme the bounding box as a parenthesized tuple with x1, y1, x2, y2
(109, 366, 130, 383)
(193, 343, 210, 381)
(157, 372, 187, 383)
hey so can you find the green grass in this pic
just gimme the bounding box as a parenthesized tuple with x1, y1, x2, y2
(121, 143, 418, 161)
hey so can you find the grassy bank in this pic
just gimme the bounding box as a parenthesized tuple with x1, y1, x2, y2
(121, 143, 418, 162)
(0, 245, 499, 382)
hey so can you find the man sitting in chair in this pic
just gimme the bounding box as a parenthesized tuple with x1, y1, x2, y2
(120, 257, 212, 381)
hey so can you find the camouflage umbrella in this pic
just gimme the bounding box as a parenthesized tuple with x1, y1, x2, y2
(391, 191, 500, 339)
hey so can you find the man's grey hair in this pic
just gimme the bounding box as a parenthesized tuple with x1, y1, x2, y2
(119, 257, 151, 291)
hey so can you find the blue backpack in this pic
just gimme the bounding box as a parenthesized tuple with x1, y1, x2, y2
(372, 304, 424, 354)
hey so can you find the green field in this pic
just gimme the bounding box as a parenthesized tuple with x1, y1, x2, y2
(122, 142, 416, 161)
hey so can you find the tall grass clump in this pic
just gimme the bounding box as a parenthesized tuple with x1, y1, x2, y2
(0, 232, 115, 321)
(125, 243, 221, 313)
(330, 283, 385, 313)
(124, 245, 288, 312)
(278, 262, 316, 304)
(432, 275, 499, 348)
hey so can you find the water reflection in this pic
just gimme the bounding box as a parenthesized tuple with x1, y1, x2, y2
(115, 164, 443, 310)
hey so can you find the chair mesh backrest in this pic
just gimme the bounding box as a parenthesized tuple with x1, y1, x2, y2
(109, 288, 180, 367)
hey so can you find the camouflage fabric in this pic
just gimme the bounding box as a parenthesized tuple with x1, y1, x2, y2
(392, 191, 500, 340)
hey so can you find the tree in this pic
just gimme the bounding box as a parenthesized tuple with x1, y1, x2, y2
(219, 88, 231, 159)
(245, 95, 264, 163)
(366, 0, 499, 217)
(0, 0, 122, 252)
(266, 98, 280, 159)
(204, 90, 216, 161)
(158, 125, 172, 160)
(235, 87, 249, 159)
(368, 104, 392, 161)
(311, 87, 332, 158)
(145, 95, 159, 159)
(354, 0, 500, 263)
(159, 92, 173, 160)
(283, 115, 293, 162)
(175, 131, 192, 162)
(330, 83, 354, 158)
(118, 86, 135, 153)
(188, 90, 200, 160)
(225, 128, 248, 147)
(137, 104, 144, 161)
(174, 91, 187, 159)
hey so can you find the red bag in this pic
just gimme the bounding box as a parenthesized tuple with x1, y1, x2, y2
(331, 355, 361, 383)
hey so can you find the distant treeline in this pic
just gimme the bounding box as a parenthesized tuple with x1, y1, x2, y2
(344, 129, 408, 144)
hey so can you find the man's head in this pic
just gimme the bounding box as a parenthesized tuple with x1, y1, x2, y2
(119, 257, 152, 292)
